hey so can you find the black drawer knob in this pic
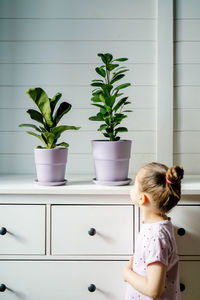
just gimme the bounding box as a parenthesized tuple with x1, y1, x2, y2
(88, 228, 96, 236)
(88, 284, 96, 292)
(177, 228, 186, 236)
(0, 284, 6, 292)
(0, 227, 7, 235)
(180, 283, 185, 292)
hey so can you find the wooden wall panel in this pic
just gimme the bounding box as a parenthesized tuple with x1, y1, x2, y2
(0, 0, 156, 176)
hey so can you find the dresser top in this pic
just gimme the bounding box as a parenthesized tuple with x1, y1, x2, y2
(0, 175, 132, 195)
(0, 175, 200, 195)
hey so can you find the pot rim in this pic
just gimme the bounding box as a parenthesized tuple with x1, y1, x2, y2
(92, 139, 131, 142)
(34, 147, 68, 151)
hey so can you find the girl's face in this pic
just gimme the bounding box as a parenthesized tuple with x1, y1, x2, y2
(130, 175, 141, 206)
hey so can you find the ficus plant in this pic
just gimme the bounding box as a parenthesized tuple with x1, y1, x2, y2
(89, 53, 132, 141)
(19, 87, 80, 149)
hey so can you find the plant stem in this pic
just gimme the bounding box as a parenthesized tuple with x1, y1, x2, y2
(106, 66, 110, 85)
(105, 62, 115, 141)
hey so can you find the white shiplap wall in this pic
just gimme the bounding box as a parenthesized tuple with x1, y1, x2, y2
(0, 0, 156, 176)
(174, 0, 200, 174)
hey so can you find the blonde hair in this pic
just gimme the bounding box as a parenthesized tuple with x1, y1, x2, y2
(137, 162, 184, 214)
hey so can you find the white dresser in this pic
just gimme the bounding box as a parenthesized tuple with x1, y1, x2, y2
(0, 175, 199, 300)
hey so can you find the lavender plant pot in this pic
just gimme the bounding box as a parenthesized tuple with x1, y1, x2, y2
(92, 140, 132, 184)
(34, 148, 68, 184)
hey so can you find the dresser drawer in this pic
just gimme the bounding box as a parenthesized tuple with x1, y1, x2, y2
(179, 261, 200, 300)
(51, 205, 133, 255)
(0, 205, 45, 255)
(0, 260, 126, 299)
(169, 205, 200, 255)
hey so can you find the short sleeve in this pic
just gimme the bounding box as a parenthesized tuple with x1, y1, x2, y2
(145, 236, 169, 267)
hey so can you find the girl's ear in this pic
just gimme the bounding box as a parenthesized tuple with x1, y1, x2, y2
(139, 193, 149, 206)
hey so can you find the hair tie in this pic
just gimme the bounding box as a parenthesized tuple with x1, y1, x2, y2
(166, 176, 173, 184)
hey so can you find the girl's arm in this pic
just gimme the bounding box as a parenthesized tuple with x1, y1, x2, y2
(123, 258, 167, 298)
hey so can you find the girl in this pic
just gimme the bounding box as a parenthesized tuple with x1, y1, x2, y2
(123, 162, 184, 300)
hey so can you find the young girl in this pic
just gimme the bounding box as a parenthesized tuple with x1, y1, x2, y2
(123, 162, 184, 300)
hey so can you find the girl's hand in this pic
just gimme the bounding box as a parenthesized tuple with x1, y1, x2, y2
(123, 256, 134, 282)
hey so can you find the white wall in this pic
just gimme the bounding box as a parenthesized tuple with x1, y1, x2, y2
(0, 0, 156, 176)
(174, 0, 200, 174)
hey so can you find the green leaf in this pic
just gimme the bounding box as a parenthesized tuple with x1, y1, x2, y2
(98, 124, 107, 131)
(91, 103, 107, 114)
(123, 110, 132, 112)
(92, 89, 102, 96)
(113, 57, 128, 62)
(103, 111, 110, 117)
(26, 109, 44, 125)
(104, 116, 110, 125)
(91, 79, 104, 83)
(114, 83, 131, 91)
(105, 94, 117, 107)
(115, 113, 127, 118)
(110, 94, 117, 106)
(107, 64, 119, 71)
(106, 127, 114, 134)
(91, 96, 101, 103)
(89, 116, 99, 121)
(18, 123, 43, 132)
(50, 93, 62, 115)
(91, 82, 104, 87)
(53, 102, 72, 126)
(42, 132, 56, 148)
(110, 74, 125, 84)
(26, 131, 47, 147)
(39, 126, 47, 132)
(103, 132, 110, 138)
(92, 103, 106, 110)
(115, 66, 128, 70)
(104, 53, 113, 63)
(114, 114, 128, 123)
(97, 53, 113, 64)
(101, 84, 113, 96)
(97, 53, 107, 64)
(51, 125, 80, 139)
(115, 127, 128, 133)
(99, 94, 106, 104)
(26, 88, 53, 127)
(113, 114, 127, 126)
(41, 133, 47, 144)
(113, 97, 128, 112)
(116, 93, 123, 97)
(112, 69, 129, 77)
(89, 113, 104, 121)
(56, 142, 69, 148)
(95, 67, 106, 77)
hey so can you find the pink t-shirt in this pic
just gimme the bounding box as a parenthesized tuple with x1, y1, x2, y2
(125, 219, 181, 300)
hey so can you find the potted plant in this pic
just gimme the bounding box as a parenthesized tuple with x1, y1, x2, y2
(19, 87, 80, 185)
(89, 53, 132, 185)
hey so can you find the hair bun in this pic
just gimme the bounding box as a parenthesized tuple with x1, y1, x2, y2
(166, 165, 184, 184)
